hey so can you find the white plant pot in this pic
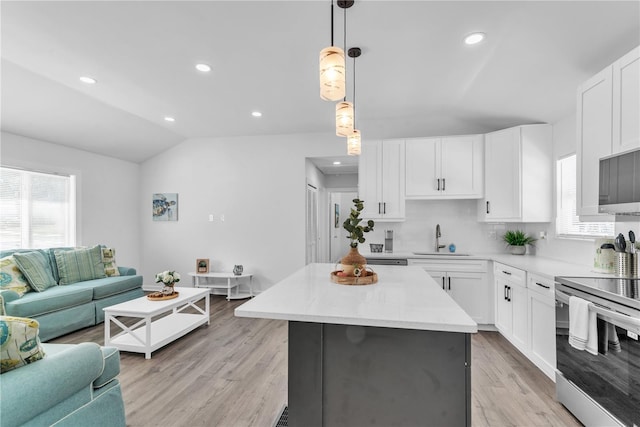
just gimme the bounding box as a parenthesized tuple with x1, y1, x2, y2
(509, 245, 526, 255)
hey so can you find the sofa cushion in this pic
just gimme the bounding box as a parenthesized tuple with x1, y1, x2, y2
(101, 248, 120, 277)
(55, 245, 106, 286)
(46, 246, 77, 283)
(0, 316, 46, 373)
(4, 285, 93, 318)
(13, 251, 57, 292)
(68, 275, 143, 300)
(0, 256, 31, 297)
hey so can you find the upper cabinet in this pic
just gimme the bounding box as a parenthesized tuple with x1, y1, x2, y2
(577, 46, 639, 219)
(405, 135, 484, 199)
(358, 139, 405, 221)
(477, 124, 552, 223)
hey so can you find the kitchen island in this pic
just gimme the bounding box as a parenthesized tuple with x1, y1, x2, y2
(235, 263, 477, 426)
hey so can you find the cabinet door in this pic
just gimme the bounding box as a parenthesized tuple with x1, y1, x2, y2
(511, 283, 529, 353)
(358, 140, 382, 219)
(405, 138, 440, 197)
(495, 276, 512, 336)
(577, 67, 613, 217)
(448, 272, 489, 324)
(441, 135, 483, 198)
(612, 46, 640, 153)
(528, 290, 556, 380)
(483, 128, 521, 220)
(380, 139, 406, 220)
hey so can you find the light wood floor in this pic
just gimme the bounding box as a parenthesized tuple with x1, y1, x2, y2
(51, 296, 582, 427)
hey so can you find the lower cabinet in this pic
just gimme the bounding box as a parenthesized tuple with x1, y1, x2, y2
(527, 273, 556, 380)
(409, 259, 491, 325)
(494, 263, 528, 354)
(494, 262, 556, 381)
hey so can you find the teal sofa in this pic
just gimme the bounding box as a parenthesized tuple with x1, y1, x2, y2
(0, 342, 126, 427)
(0, 248, 143, 342)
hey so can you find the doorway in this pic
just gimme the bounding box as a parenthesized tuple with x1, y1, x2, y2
(329, 190, 358, 263)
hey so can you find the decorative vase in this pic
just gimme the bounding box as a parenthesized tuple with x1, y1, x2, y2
(340, 247, 367, 276)
(162, 283, 175, 295)
(233, 265, 244, 276)
(509, 245, 526, 255)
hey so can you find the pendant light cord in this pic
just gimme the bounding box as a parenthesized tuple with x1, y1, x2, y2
(330, 0, 334, 46)
(353, 54, 357, 127)
(343, 7, 348, 102)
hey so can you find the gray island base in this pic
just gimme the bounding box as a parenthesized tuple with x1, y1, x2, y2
(289, 321, 471, 427)
(234, 263, 477, 427)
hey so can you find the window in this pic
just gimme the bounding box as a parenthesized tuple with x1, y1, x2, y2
(0, 166, 76, 249)
(556, 155, 614, 238)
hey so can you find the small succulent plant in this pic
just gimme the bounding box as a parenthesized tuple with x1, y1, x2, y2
(503, 230, 537, 247)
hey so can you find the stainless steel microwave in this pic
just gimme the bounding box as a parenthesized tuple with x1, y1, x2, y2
(598, 147, 640, 215)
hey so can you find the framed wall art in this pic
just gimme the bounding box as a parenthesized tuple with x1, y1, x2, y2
(153, 193, 178, 221)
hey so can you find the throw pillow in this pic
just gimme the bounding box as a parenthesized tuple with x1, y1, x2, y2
(54, 245, 106, 286)
(0, 256, 31, 297)
(0, 316, 46, 373)
(13, 251, 57, 292)
(101, 247, 120, 277)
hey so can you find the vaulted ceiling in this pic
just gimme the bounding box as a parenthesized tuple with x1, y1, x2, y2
(2, 1, 639, 163)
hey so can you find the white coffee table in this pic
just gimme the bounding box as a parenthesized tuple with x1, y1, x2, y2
(104, 288, 210, 359)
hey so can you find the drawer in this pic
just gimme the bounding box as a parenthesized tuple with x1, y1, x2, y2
(494, 262, 526, 286)
(408, 259, 488, 273)
(528, 273, 555, 297)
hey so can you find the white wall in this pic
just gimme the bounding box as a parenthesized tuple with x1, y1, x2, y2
(0, 132, 141, 267)
(140, 132, 346, 291)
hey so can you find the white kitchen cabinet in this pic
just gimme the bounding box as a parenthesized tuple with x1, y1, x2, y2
(527, 273, 556, 380)
(612, 46, 640, 154)
(405, 135, 484, 199)
(358, 139, 405, 221)
(494, 262, 528, 354)
(577, 45, 639, 219)
(477, 124, 552, 223)
(408, 259, 491, 325)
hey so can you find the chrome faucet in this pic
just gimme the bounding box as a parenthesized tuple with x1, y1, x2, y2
(435, 224, 446, 252)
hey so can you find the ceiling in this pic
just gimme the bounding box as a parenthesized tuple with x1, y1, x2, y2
(1, 1, 639, 165)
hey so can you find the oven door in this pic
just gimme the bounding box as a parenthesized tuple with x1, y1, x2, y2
(555, 285, 640, 427)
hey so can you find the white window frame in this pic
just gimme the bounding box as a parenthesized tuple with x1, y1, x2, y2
(0, 165, 77, 249)
(556, 154, 614, 239)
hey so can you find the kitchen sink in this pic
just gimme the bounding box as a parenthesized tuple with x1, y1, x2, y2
(412, 252, 470, 256)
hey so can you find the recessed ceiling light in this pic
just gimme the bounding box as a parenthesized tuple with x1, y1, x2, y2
(251, 111, 262, 117)
(79, 76, 97, 84)
(464, 32, 486, 45)
(333, 161, 341, 165)
(195, 63, 211, 72)
(164, 116, 175, 122)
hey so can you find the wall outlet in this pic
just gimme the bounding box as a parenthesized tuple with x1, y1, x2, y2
(539, 231, 547, 240)
(489, 231, 497, 240)
(208, 214, 214, 222)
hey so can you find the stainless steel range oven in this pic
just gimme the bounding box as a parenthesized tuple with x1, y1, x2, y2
(555, 276, 640, 427)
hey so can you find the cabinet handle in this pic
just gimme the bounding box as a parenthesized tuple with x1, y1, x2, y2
(536, 282, 550, 289)
(442, 178, 446, 191)
(378, 202, 382, 214)
(383, 203, 386, 214)
(486, 201, 490, 214)
(504, 285, 508, 300)
(437, 179, 440, 191)
(442, 277, 445, 290)
(448, 277, 451, 290)
(502, 270, 512, 275)
(507, 286, 511, 302)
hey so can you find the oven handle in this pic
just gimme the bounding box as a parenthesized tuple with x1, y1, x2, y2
(556, 290, 640, 333)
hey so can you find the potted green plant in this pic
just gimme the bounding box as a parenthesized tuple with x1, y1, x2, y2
(502, 230, 537, 255)
(339, 199, 375, 276)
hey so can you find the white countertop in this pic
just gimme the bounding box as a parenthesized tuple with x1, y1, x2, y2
(363, 250, 599, 280)
(234, 263, 477, 333)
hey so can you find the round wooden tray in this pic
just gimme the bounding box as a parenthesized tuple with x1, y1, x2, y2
(330, 270, 378, 286)
(146, 291, 180, 301)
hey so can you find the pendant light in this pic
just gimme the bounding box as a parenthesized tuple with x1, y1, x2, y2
(319, 1, 351, 101)
(347, 47, 361, 156)
(335, 4, 354, 136)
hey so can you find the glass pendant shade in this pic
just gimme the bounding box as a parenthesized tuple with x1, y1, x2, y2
(319, 46, 346, 101)
(335, 101, 354, 136)
(347, 130, 361, 156)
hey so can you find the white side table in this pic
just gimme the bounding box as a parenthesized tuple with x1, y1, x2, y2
(188, 272, 254, 300)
